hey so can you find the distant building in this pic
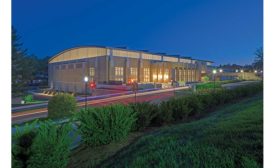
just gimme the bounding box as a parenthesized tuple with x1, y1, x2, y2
(48, 46, 213, 93)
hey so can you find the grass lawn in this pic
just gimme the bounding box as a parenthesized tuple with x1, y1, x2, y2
(98, 94, 263, 168)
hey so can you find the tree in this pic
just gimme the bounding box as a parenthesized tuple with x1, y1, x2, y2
(253, 47, 263, 70)
(12, 27, 37, 96)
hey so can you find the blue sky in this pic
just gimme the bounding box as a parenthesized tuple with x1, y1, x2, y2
(12, 0, 262, 65)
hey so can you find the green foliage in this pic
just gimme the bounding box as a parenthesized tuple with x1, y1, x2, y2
(129, 102, 159, 131)
(12, 120, 38, 168)
(23, 94, 34, 103)
(153, 100, 174, 125)
(201, 76, 210, 82)
(77, 104, 136, 147)
(48, 93, 77, 118)
(196, 82, 221, 90)
(100, 95, 263, 168)
(28, 120, 74, 168)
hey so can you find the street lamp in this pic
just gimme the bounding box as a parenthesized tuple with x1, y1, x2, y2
(235, 69, 239, 73)
(254, 70, 258, 73)
(84, 76, 89, 110)
(219, 69, 223, 73)
(212, 69, 217, 92)
(240, 69, 244, 80)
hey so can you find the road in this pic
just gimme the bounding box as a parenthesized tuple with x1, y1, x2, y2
(12, 80, 261, 124)
(12, 86, 189, 124)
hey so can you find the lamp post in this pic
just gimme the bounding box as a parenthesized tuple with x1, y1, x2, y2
(84, 76, 88, 110)
(212, 69, 217, 91)
(240, 69, 244, 80)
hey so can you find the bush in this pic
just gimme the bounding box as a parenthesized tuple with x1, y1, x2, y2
(48, 93, 77, 119)
(184, 94, 203, 117)
(12, 121, 38, 168)
(77, 104, 136, 147)
(170, 97, 190, 121)
(23, 94, 34, 103)
(129, 102, 158, 131)
(152, 100, 174, 125)
(28, 120, 74, 168)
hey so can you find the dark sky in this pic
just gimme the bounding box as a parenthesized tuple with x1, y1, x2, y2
(12, 0, 262, 65)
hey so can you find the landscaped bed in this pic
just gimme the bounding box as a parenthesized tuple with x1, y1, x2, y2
(12, 82, 263, 168)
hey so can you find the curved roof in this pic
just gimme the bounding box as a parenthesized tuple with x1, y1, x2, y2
(49, 46, 108, 63)
(49, 46, 213, 64)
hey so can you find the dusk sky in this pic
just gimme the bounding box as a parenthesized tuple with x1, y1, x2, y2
(12, 0, 262, 65)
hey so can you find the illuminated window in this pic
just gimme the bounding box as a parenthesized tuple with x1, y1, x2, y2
(158, 69, 162, 81)
(115, 67, 124, 81)
(89, 67, 95, 81)
(115, 67, 123, 76)
(164, 69, 169, 81)
(130, 67, 137, 76)
(143, 68, 150, 82)
(179, 69, 182, 81)
(130, 67, 137, 81)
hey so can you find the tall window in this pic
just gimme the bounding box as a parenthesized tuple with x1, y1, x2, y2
(115, 67, 124, 81)
(143, 68, 150, 82)
(130, 67, 137, 81)
(178, 69, 182, 81)
(164, 69, 169, 81)
(89, 67, 95, 81)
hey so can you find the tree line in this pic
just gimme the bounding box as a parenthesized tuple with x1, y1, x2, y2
(12, 27, 49, 97)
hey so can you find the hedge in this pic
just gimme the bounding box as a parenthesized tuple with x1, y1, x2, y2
(77, 104, 136, 147)
(12, 120, 74, 168)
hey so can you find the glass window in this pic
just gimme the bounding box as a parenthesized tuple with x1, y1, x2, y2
(115, 67, 123, 76)
(179, 69, 182, 81)
(143, 68, 150, 82)
(130, 67, 137, 81)
(89, 67, 95, 76)
(115, 67, 124, 81)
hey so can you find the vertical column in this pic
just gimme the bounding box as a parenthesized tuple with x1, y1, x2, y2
(137, 53, 141, 82)
(125, 57, 130, 83)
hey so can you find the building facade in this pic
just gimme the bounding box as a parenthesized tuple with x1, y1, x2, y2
(48, 46, 212, 93)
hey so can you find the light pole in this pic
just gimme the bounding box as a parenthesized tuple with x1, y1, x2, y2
(240, 69, 244, 80)
(84, 76, 88, 110)
(212, 69, 217, 91)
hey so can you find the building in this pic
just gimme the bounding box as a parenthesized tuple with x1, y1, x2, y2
(48, 46, 212, 93)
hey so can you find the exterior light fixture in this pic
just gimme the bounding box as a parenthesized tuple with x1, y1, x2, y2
(84, 76, 89, 110)
(219, 69, 223, 73)
(235, 69, 239, 73)
(84, 76, 89, 82)
(254, 70, 258, 73)
(240, 69, 244, 73)
(212, 69, 217, 74)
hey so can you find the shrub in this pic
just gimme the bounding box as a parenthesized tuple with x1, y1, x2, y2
(184, 94, 203, 117)
(129, 102, 159, 131)
(12, 121, 38, 168)
(171, 97, 190, 121)
(23, 94, 34, 103)
(28, 120, 74, 168)
(48, 93, 77, 119)
(77, 104, 136, 147)
(152, 100, 174, 125)
(197, 93, 217, 112)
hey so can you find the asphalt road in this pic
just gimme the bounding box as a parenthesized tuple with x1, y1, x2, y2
(12, 80, 261, 124)
(12, 86, 189, 124)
